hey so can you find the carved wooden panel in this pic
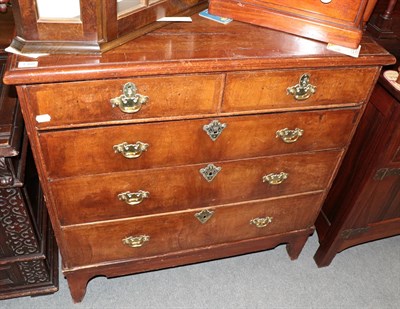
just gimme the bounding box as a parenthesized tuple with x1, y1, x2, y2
(0, 159, 13, 187)
(0, 187, 40, 258)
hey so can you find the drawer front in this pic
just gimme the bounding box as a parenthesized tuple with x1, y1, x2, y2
(61, 192, 323, 268)
(51, 150, 341, 225)
(40, 109, 355, 179)
(223, 68, 377, 112)
(251, 0, 362, 23)
(26, 74, 224, 129)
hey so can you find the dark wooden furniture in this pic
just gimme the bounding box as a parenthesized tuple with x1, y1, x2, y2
(0, 10, 59, 299)
(367, 0, 398, 39)
(3, 15, 394, 302)
(10, 0, 206, 54)
(209, 0, 378, 49)
(314, 0, 400, 267)
(367, 0, 400, 63)
(314, 74, 400, 267)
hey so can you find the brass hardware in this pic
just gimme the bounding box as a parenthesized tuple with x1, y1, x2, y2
(122, 235, 150, 248)
(276, 128, 304, 143)
(374, 168, 400, 180)
(203, 120, 227, 141)
(263, 172, 288, 185)
(287, 74, 316, 101)
(250, 217, 273, 228)
(113, 141, 149, 159)
(195, 209, 215, 224)
(118, 190, 149, 206)
(110, 82, 148, 113)
(200, 164, 222, 182)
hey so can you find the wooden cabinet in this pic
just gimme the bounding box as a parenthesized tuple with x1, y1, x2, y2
(314, 75, 400, 267)
(313, 0, 400, 267)
(0, 11, 59, 299)
(10, 0, 206, 54)
(209, 0, 378, 48)
(3, 15, 394, 302)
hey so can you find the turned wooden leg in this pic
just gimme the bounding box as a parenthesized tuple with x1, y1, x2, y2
(286, 234, 309, 260)
(65, 272, 90, 303)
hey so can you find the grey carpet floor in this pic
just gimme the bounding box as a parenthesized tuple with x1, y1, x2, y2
(1, 233, 399, 309)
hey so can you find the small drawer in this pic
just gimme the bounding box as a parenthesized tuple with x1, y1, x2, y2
(51, 150, 341, 225)
(25, 74, 224, 129)
(258, 0, 361, 23)
(223, 67, 377, 112)
(39, 109, 355, 179)
(61, 192, 323, 268)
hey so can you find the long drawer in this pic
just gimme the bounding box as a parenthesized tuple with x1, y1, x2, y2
(26, 67, 375, 131)
(223, 67, 377, 112)
(61, 192, 324, 268)
(51, 150, 341, 225)
(25, 74, 224, 130)
(40, 109, 356, 179)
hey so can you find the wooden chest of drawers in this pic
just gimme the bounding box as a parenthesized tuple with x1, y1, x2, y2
(3, 15, 394, 302)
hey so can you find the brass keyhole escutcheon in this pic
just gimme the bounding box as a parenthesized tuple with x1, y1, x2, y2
(203, 120, 227, 141)
(195, 209, 214, 224)
(199, 164, 222, 182)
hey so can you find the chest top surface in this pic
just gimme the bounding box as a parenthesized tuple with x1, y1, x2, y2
(3, 14, 395, 85)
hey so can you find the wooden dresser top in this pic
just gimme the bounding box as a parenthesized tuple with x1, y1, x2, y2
(3, 14, 396, 85)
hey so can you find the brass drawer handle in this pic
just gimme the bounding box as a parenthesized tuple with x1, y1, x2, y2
(262, 172, 288, 185)
(110, 82, 148, 114)
(287, 74, 316, 101)
(118, 190, 149, 206)
(250, 217, 273, 228)
(203, 120, 227, 141)
(122, 235, 150, 248)
(113, 141, 149, 159)
(276, 128, 304, 143)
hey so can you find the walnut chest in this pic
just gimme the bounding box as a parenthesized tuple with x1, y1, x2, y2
(3, 15, 395, 302)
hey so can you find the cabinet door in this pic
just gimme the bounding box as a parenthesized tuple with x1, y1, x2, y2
(355, 83, 400, 224)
